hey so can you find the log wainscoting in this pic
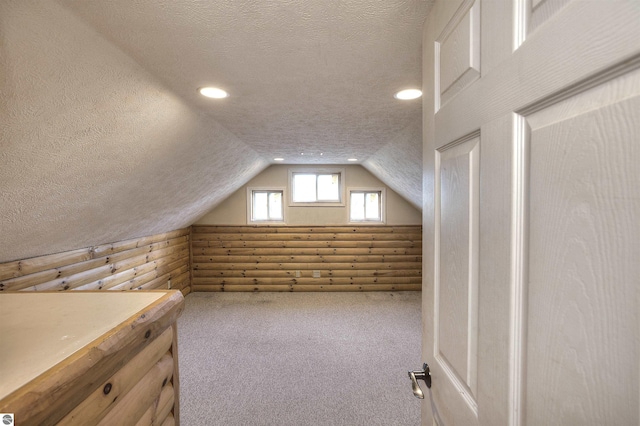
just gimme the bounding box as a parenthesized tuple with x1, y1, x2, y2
(191, 225, 422, 292)
(0, 228, 191, 294)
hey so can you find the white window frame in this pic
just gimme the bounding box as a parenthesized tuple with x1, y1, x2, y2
(247, 187, 286, 224)
(288, 167, 346, 207)
(348, 187, 386, 224)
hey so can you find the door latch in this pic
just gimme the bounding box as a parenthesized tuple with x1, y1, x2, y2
(408, 363, 431, 399)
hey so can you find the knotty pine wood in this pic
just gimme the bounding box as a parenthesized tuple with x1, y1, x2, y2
(97, 355, 174, 426)
(58, 327, 174, 425)
(0, 229, 191, 294)
(191, 225, 422, 292)
(0, 291, 184, 426)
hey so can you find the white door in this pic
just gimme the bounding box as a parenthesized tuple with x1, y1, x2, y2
(421, 0, 640, 425)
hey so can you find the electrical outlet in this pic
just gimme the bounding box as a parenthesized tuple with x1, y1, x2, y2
(313, 270, 321, 278)
(295, 270, 301, 278)
(168, 280, 171, 289)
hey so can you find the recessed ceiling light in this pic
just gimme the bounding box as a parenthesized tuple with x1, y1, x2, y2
(394, 89, 422, 100)
(274, 158, 284, 161)
(199, 87, 228, 99)
(348, 158, 358, 162)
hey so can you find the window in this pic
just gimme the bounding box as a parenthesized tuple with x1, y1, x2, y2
(248, 188, 284, 223)
(349, 189, 385, 223)
(289, 168, 345, 206)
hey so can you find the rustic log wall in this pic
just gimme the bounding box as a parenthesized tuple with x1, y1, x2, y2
(191, 225, 422, 292)
(0, 225, 422, 293)
(0, 229, 191, 294)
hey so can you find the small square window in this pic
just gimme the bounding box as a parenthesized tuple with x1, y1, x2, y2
(349, 189, 384, 223)
(248, 188, 284, 224)
(289, 168, 345, 206)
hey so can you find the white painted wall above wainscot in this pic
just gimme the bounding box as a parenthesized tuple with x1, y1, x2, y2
(0, 1, 268, 263)
(195, 165, 421, 226)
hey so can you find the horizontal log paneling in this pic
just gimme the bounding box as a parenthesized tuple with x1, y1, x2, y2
(1, 225, 421, 293)
(192, 247, 423, 256)
(193, 239, 420, 249)
(193, 269, 422, 278)
(193, 254, 421, 264)
(195, 284, 422, 292)
(194, 226, 419, 234)
(191, 225, 422, 292)
(193, 232, 420, 242)
(194, 262, 420, 271)
(193, 277, 421, 286)
(0, 229, 191, 293)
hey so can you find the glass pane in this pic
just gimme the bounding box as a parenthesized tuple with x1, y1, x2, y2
(268, 192, 283, 220)
(317, 174, 339, 201)
(293, 174, 317, 202)
(253, 192, 268, 220)
(365, 192, 380, 220)
(351, 192, 365, 220)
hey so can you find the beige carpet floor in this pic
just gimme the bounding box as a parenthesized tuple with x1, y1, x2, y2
(177, 292, 422, 425)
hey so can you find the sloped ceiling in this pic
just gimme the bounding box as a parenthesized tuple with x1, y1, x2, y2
(0, 0, 430, 262)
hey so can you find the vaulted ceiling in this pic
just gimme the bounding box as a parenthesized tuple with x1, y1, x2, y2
(0, 0, 431, 262)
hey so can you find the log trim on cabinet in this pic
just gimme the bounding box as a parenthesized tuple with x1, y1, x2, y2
(0, 290, 184, 426)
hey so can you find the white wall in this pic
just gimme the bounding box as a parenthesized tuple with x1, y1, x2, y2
(0, 1, 267, 263)
(196, 165, 422, 225)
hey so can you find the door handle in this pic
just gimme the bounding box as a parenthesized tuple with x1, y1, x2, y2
(408, 363, 431, 399)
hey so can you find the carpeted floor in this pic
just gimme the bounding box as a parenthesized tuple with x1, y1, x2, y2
(177, 292, 422, 426)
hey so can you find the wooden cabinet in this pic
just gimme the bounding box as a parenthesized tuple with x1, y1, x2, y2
(0, 291, 184, 425)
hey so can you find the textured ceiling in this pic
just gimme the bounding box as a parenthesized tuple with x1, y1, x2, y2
(57, 0, 430, 188)
(0, 0, 430, 262)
